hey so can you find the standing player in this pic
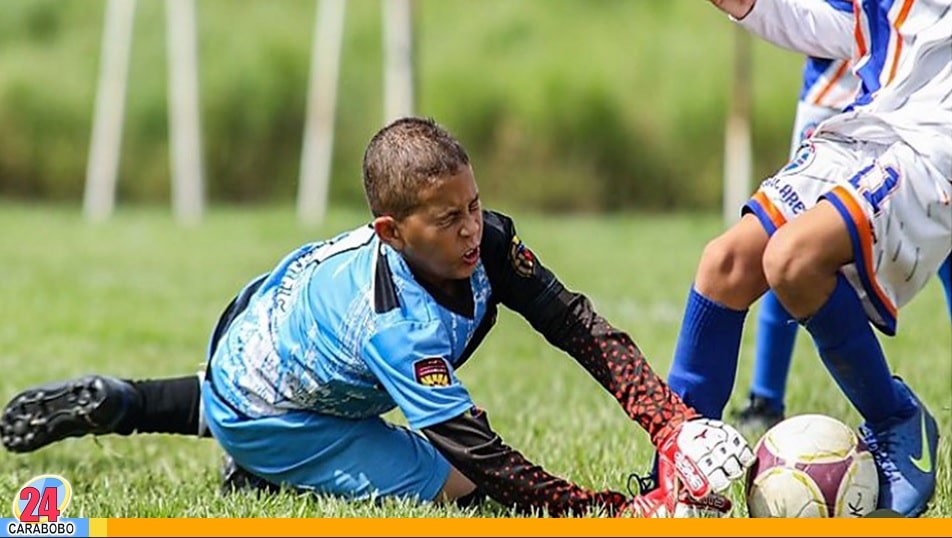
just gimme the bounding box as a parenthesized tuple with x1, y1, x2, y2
(2, 117, 754, 518)
(733, 48, 952, 431)
(669, 0, 951, 517)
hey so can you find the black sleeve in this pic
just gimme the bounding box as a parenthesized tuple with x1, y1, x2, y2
(480, 210, 696, 446)
(421, 406, 628, 517)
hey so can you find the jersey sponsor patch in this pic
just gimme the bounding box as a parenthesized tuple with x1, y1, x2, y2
(509, 235, 536, 278)
(413, 357, 451, 387)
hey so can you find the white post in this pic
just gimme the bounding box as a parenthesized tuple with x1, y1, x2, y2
(166, 0, 205, 225)
(383, 0, 415, 122)
(722, 27, 753, 226)
(297, 0, 346, 226)
(84, 0, 137, 222)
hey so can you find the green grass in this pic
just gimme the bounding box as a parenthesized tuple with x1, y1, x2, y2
(0, 203, 949, 517)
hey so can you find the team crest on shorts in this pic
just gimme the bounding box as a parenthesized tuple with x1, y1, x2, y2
(798, 121, 819, 144)
(413, 357, 451, 387)
(780, 142, 816, 175)
(509, 235, 536, 278)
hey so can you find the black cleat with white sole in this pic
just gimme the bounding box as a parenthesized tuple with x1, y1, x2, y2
(1, 375, 140, 453)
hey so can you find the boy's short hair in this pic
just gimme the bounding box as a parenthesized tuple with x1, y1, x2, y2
(363, 117, 471, 219)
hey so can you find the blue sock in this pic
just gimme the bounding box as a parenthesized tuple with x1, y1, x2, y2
(938, 255, 951, 318)
(750, 291, 796, 413)
(668, 286, 748, 419)
(803, 274, 916, 426)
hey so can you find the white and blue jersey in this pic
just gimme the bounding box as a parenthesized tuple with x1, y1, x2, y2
(741, 0, 952, 334)
(739, 0, 952, 170)
(799, 56, 858, 112)
(791, 1, 861, 156)
(791, 55, 861, 156)
(797, 0, 858, 111)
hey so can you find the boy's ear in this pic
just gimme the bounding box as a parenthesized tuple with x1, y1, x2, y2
(373, 216, 404, 250)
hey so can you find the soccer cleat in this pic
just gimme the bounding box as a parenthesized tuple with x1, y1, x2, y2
(731, 395, 784, 435)
(220, 455, 283, 496)
(858, 378, 938, 517)
(657, 417, 756, 499)
(1, 375, 140, 453)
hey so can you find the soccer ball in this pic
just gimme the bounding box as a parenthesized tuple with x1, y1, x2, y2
(745, 414, 879, 518)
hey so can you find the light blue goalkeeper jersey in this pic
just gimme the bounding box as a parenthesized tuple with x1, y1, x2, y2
(207, 221, 494, 430)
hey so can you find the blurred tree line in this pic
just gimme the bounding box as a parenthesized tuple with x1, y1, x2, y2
(0, 0, 805, 213)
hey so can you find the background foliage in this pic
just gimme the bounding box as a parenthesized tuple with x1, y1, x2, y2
(0, 0, 805, 212)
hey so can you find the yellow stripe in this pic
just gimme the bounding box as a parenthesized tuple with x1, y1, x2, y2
(89, 518, 108, 537)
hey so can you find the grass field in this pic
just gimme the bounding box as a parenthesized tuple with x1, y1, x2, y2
(0, 203, 949, 518)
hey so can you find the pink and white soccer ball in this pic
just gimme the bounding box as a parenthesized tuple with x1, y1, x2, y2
(746, 414, 879, 518)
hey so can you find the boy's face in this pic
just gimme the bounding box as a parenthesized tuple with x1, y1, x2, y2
(375, 166, 483, 290)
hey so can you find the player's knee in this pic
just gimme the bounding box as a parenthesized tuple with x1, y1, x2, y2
(434, 466, 477, 504)
(696, 234, 765, 308)
(762, 233, 811, 294)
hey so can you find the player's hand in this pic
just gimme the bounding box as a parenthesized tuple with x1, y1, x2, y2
(707, 0, 757, 19)
(673, 490, 733, 518)
(619, 444, 739, 518)
(657, 417, 755, 500)
(619, 487, 733, 518)
(618, 460, 735, 518)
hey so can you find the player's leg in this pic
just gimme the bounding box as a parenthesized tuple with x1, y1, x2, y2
(763, 200, 914, 423)
(763, 139, 947, 516)
(938, 254, 951, 317)
(735, 290, 795, 429)
(1, 273, 267, 453)
(2, 373, 205, 453)
(667, 214, 770, 419)
(201, 380, 476, 504)
(764, 198, 936, 517)
(735, 100, 840, 429)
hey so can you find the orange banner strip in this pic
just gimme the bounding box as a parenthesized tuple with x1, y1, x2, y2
(104, 517, 950, 537)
